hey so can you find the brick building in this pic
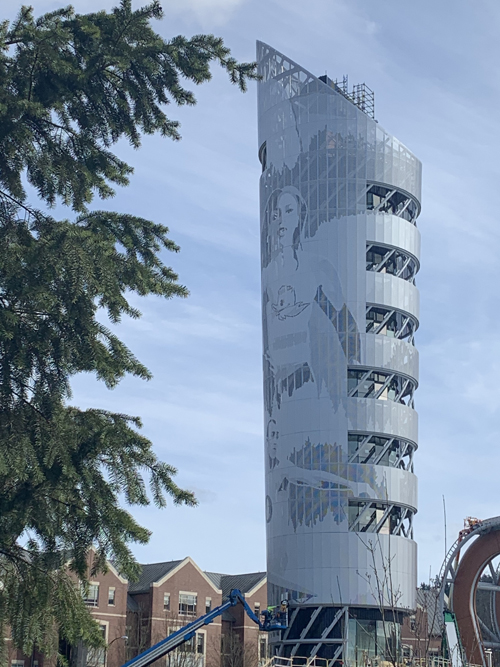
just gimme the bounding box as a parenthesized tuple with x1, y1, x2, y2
(6, 557, 267, 667)
(126, 558, 268, 667)
(126, 557, 223, 666)
(204, 571, 268, 667)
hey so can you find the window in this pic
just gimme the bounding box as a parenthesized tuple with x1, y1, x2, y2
(348, 433, 415, 471)
(205, 597, 211, 614)
(164, 592, 170, 611)
(254, 602, 261, 617)
(348, 500, 414, 537)
(366, 183, 418, 225)
(259, 636, 268, 661)
(82, 583, 99, 607)
(179, 636, 195, 653)
(86, 624, 107, 666)
(179, 592, 197, 616)
(108, 587, 115, 606)
(348, 368, 416, 407)
(179, 632, 204, 655)
(11, 662, 25, 666)
(366, 243, 418, 283)
(366, 305, 416, 343)
(314, 286, 360, 362)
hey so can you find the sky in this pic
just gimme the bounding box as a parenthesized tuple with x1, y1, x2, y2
(4, 0, 500, 584)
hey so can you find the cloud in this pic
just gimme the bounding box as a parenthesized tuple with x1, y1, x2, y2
(188, 486, 218, 504)
(4, 0, 247, 31)
(162, 0, 247, 28)
(121, 298, 260, 347)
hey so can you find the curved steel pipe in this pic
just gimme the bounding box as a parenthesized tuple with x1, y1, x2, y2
(439, 518, 500, 667)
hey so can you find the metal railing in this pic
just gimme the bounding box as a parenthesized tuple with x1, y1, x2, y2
(410, 659, 481, 667)
(260, 658, 330, 667)
(260, 657, 482, 667)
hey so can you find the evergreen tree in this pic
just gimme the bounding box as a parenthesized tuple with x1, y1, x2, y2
(0, 0, 258, 658)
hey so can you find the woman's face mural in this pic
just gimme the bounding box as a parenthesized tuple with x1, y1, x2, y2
(267, 419, 279, 459)
(262, 186, 306, 268)
(277, 192, 299, 249)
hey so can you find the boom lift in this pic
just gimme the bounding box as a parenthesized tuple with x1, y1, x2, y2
(121, 589, 288, 667)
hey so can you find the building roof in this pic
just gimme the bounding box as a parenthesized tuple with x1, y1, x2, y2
(128, 560, 184, 594)
(204, 572, 266, 600)
(127, 557, 266, 599)
(416, 587, 441, 636)
(204, 572, 222, 590)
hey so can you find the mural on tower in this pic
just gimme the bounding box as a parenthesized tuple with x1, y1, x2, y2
(258, 42, 421, 613)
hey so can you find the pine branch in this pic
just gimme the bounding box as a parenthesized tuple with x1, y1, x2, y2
(0, 0, 249, 654)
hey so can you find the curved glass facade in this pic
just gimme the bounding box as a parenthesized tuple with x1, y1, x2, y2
(257, 42, 421, 662)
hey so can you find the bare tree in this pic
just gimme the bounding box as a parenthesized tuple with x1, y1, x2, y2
(163, 610, 206, 667)
(357, 537, 448, 667)
(356, 536, 403, 667)
(206, 627, 260, 667)
(126, 605, 206, 667)
(126, 605, 264, 667)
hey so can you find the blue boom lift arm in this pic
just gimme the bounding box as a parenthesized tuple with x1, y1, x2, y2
(121, 589, 287, 667)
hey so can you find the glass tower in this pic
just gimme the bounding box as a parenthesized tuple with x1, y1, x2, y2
(257, 42, 421, 665)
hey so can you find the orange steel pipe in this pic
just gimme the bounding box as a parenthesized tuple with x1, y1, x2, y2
(451, 530, 500, 666)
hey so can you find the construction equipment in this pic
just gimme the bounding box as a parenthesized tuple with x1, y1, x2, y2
(121, 589, 288, 667)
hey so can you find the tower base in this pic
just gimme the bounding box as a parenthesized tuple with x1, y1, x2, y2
(271, 605, 404, 667)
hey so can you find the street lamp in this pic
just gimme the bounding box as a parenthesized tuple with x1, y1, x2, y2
(108, 636, 128, 647)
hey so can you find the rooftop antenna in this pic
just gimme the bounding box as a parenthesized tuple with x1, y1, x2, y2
(443, 495, 448, 559)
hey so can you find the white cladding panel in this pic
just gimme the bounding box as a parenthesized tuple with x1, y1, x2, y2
(347, 399, 418, 445)
(366, 213, 421, 262)
(267, 533, 417, 610)
(366, 272, 420, 322)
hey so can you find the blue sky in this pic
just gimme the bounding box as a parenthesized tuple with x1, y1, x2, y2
(5, 0, 500, 583)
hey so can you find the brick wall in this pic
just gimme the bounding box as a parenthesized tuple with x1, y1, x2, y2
(128, 559, 223, 667)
